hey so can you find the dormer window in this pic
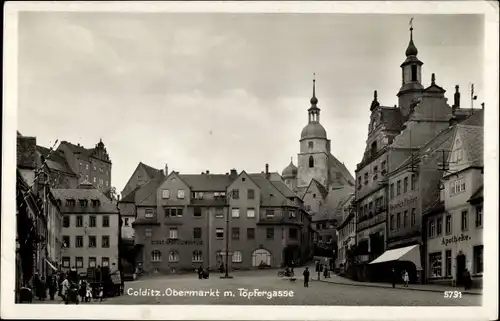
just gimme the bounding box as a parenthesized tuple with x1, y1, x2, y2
(79, 199, 88, 207)
(66, 199, 75, 207)
(91, 199, 100, 207)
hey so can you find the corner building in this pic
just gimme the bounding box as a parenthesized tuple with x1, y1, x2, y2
(133, 168, 313, 274)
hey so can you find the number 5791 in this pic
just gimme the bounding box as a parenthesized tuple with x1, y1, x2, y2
(444, 291, 462, 298)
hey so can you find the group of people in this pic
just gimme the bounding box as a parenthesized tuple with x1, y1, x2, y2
(391, 268, 410, 288)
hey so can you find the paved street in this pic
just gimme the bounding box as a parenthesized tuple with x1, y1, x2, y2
(89, 269, 480, 306)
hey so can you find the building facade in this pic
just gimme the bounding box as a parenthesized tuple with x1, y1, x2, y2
(52, 181, 120, 273)
(133, 167, 313, 274)
(424, 124, 483, 287)
(336, 193, 356, 274)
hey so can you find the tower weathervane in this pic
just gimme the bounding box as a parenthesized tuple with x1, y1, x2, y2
(409, 17, 414, 30)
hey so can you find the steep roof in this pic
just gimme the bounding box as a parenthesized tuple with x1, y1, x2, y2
(135, 177, 164, 207)
(140, 162, 164, 180)
(459, 109, 484, 127)
(457, 125, 483, 167)
(52, 185, 118, 213)
(249, 173, 285, 207)
(36, 145, 77, 176)
(121, 186, 141, 203)
(179, 174, 234, 191)
(468, 184, 483, 203)
(312, 186, 355, 222)
(269, 180, 299, 199)
(328, 154, 355, 186)
(312, 179, 329, 200)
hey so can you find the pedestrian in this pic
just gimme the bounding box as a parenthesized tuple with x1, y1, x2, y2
(402, 270, 409, 287)
(391, 268, 396, 288)
(48, 275, 57, 301)
(85, 283, 93, 302)
(323, 264, 329, 279)
(303, 267, 310, 287)
(463, 269, 472, 290)
(61, 276, 70, 304)
(39, 276, 47, 301)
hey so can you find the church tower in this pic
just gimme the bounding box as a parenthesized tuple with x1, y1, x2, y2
(297, 75, 331, 189)
(397, 21, 424, 117)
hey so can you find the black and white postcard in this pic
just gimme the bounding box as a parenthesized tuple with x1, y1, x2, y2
(2, 1, 498, 320)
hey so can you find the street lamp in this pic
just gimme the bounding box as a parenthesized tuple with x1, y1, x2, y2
(220, 190, 235, 279)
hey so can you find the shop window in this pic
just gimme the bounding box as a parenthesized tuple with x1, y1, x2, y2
(473, 245, 483, 274)
(151, 250, 162, 262)
(429, 252, 442, 278)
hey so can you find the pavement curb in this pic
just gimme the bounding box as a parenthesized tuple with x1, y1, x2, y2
(314, 279, 482, 295)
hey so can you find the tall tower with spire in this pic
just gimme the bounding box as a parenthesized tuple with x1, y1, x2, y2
(297, 74, 331, 189)
(397, 19, 424, 117)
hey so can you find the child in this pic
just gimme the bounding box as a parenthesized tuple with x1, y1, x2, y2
(85, 284, 92, 302)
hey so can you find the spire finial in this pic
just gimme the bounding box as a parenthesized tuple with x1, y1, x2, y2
(290, 157, 293, 163)
(431, 73, 436, 85)
(310, 73, 318, 105)
(374, 90, 378, 101)
(370, 89, 380, 111)
(405, 18, 418, 57)
(409, 17, 414, 37)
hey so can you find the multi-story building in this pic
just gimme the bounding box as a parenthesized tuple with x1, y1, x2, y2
(336, 193, 356, 275)
(281, 78, 355, 263)
(132, 167, 313, 274)
(424, 124, 483, 288)
(57, 140, 113, 194)
(52, 181, 120, 273)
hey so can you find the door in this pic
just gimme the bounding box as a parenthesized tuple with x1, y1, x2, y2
(456, 254, 466, 285)
(252, 249, 272, 267)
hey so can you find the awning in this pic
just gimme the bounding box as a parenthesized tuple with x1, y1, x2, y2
(369, 244, 422, 270)
(45, 259, 58, 271)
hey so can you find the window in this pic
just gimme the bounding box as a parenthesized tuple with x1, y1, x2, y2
(80, 162, 82, 167)
(62, 257, 70, 268)
(93, 177, 97, 183)
(194, 207, 202, 217)
(88, 215, 96, 227)
(162, 189, 170, 199)
(193, 227, 202, 239)
(266, 228, 274, 240)
(231, 208, 240, 218)
(232, 227, 240, 240)
(145, 228, 152, 238)
(390, 184, 394, 198)
(216, 228, 224, 239)
(364, 173, 368, 185)
(368, 202, 373, 212)
(265, 210, 274, 218)
(289, 210, 296, 219)
(411, 64, 418, 82)
(192, 192, 204, 200)
(390, 214, 395, 230)
(93, 165, 97, 171)
(232, 189, 240, 199)
(403, 177, 408, 193)
(192, 250, 203, 263)
(86, 164, 89, 170)
(63, 216, 70, 228)
(247, 228, 255, 240)
(357, 177, 362, 189)
(475, 206, 483, 228)
(446, 215, 452, 234)
(232, 251, 242, 263)
(63, 236, 70, 248)
(105, 181, 109, 187)
(177, 189, 185, 199)
(79, 199, 88, 207)
(461, 210, 468, 231)
(102, 236, 110, 248)
(91, 199, 100, 207)
(76, 215, 83, 227)
(309, 156, 314, 168)
(396, 180, 401, 195)
(86, 175, 89, 180)
(450, 178, 466, 195)
(428, 220, 435, 238)
(102, 257, 109, 267)
(215, 208, 224, 218)
(165, 207, 183, 218)
(124, 218, 129, 226)
(396, 213, 401, 229)
(169, 228, 178, 239)
(76, 236, 83, 248)
(308, 142, 313, 149)
(76, 257, 83, 268)
(151, 250, 162, 262)
(89, 236, 96, 248)
(403, 211, 408, 228)
(247, 208, 255, 218)
(247, 189, 255, 200)
(89, 257, 96, 268)
(289, 228, 298, 239)
(411, 174, 416, 190)
(145, 209, 154, 218)
(473, 245, 483, 274)
(429, 252, 442, 277)
(445, 250, 452, 277)
(437, 217, 443, 236)
(381, 161, 387, 174)
(169, 251, 179, 262)
(100, 216, 109, 227)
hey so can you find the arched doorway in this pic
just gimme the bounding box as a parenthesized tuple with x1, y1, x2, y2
(456, 253, 466, 286)
(252, 249, 272, 267)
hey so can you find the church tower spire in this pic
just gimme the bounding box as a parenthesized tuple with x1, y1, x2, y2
(308, 73, 320, 123)
(397, 18, 424, 117)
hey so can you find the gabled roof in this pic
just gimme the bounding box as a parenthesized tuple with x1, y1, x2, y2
(121, 186, 141, 203)
(468, 184, 483, 203)
(140, 162, 164, 180)
(328, 154, 355, 186)
(457, 125, 483, 167)
(269, 180, 299, 199)
(312, 186, 355, 222)
(459, 109, 484, 127)
(249, 173, 286, 207)
(179, 174, 234, 191)
(135, 176, 165, 207)
(36, 145, 77, 176)
(52, 187, 118, 213)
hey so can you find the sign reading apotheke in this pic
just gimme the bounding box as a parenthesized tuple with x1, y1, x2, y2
(441, 234, 470, 246)
(151, 239, 203, 245)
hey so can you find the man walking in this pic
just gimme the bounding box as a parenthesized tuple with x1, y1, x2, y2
(303, 267, 310, 287)
(391, 268, 396, 288)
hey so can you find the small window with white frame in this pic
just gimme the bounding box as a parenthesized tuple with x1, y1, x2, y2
(215, 228, 224, 239)
(162, 189, 170, 199)
(169, 228, 178, 239)
(151, 250, 162, 262)
(168, 251, 179, 262)
(177, 189, 185, 199)
(247, 208, 255, 218)
(145, 209, 154, 218)
(231, 208, 240, 218)
(232, 251, 242, 263)
(192, 250, 203, 263)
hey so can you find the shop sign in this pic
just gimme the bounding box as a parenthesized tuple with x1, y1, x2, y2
(151, 239, 203, 245)
(441, 234, 470, 246)
(389, 196, 418, 212)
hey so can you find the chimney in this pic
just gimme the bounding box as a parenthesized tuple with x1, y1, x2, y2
(164, 164, 169, 176)
(230, 169, 237, 178)
(265, 163, 270, 179)
(453, 85, 460, 109)
(481, 102, 485, 110)
(206, 170, 209, 174)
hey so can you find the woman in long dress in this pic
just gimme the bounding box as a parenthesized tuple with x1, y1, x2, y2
(403, 270, 410, 287)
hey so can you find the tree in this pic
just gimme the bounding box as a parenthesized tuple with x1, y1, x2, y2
(104, 186, 117, 201)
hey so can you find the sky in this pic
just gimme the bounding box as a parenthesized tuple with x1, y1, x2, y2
(17, 12, 484, 194)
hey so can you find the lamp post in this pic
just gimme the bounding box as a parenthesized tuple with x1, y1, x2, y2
(220, 190, 235, 279)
